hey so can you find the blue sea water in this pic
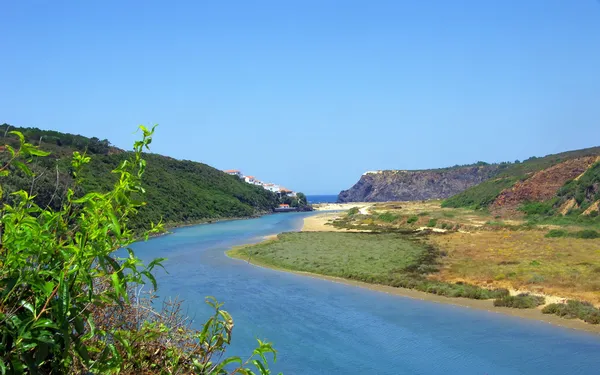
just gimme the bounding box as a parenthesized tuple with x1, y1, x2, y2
(307, 194, 338, 203)
(130, 213, 600, 374)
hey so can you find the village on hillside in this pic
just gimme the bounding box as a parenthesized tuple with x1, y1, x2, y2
(224, 169, 298, 206)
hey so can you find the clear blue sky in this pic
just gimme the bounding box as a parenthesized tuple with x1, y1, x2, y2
(2, 1, 600, 194)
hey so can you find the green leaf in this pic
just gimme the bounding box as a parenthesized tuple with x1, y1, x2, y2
(141, 270, 158, 291)
(26, 148, 50, 157)
(14, 160, 33, 176)
(111, 272, 126, 303)
(9, 130, 25, 144)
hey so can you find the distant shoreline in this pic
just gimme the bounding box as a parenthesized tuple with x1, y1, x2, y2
(226, 213, 600, 336)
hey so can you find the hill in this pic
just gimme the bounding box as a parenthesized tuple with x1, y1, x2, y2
(442, 146, 600, 214)
(338, 146, 600, 216)
(0, 124, 280, 230)
(337, 164, 500, 202)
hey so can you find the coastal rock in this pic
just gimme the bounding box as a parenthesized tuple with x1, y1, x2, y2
(338, 166, 499, 202)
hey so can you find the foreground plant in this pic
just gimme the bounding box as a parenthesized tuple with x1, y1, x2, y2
(0, 127, 278, 374)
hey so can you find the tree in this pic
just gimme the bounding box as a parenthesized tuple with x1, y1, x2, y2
(296, 192, 307, 206)
(0, 126, 279, 374)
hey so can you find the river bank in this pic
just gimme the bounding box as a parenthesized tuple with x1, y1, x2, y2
(226, 213, 600, 335)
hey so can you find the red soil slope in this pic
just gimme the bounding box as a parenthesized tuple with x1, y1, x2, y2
(490, 156, 598, 215)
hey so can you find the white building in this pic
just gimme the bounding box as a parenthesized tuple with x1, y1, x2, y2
(224, 169, 243, 178)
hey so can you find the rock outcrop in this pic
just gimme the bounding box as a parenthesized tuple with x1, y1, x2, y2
(337, 166, 499, 202)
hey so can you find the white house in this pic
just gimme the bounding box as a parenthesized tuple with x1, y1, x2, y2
(263, 183, 280, 193)
(224, 169, 243, 178)
(244, 175, 256, 184)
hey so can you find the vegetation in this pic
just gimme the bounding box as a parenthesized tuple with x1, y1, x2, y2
(442, 146, 600, 210)
(542, 300, 600, 324)
(0, 124, 281, 232)
(334, 201, 600, 307)
(545, 229, 600, 239)
(426, 218, 437, 227)
(442, 177, 518, 209)
(0, 127, 278, 374)
(493, 294, 545, 309)
(518, 200, 557, 216)
(407, 215, 418, 224)
(557, 161, 600, 206)
(229, 232, 508, 301)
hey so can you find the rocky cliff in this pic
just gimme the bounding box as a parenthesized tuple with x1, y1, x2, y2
(338, 166, 499, 202)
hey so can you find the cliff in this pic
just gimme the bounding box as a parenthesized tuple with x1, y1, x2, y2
(338, 166, 499, 202)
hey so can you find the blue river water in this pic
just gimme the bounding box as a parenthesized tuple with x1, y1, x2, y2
(129, 212, 600, 374)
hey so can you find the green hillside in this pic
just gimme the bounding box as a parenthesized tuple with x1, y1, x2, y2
(442, 146, 600, 210)
(0, 124, 279, 230)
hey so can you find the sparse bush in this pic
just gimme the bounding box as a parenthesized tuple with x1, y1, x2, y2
(542, 300, 600, 324)
(427, 218, 437, 227)
(418, 211, 429, 216)
(527, 274, 546, 284)
(347, 207, 359, 216)
(590, 210, 599, 218)
(545, 229, 567, 238)
(573, 229, 600, 239)
(519, 201, 556, 216)
(378, 212, 398, 222)
(407, 215, 418, 224)
(494, 294, 545, 309)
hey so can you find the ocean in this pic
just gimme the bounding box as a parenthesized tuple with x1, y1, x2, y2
(307, 194, 338, 203)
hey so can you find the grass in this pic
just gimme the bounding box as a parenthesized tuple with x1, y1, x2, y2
(441, 177, 519, 209)
(229, 232, 509, 301)
(429, 230, 600, 303)
(329, 200, 600, 308)
(493, 294, 545, 309)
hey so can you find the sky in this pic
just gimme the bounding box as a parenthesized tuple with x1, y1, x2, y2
(1, 1, 600, 194)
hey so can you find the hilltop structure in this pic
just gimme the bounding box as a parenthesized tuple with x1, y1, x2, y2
(224, 169, 297, 197)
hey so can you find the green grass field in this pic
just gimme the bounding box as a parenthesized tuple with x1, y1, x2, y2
(230, 232, 429, 280)
(229, 232, 508, 300)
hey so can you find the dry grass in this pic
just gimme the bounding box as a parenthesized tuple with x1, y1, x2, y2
(336, 200, 600, 305)
(429, 231, 600, 304)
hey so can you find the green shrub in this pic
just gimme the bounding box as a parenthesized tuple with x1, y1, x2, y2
(518, 201, 556, 216)
(545, 229, 567, 238)
(347, 207, 359, 216)
(418, 211, 429, 216)
(378, 212, 398, 222)
(493, 294, 545, 309)
(590, 210, 599, 218)
(573, 229, 600, 239)
(0, 128, 277, 374)
(407, 216, 418, 224)
(427, 218, 438, 227)
(542, 300, 600, 324)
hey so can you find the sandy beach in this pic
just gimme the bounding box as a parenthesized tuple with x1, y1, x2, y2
(312, 202, 372, 212)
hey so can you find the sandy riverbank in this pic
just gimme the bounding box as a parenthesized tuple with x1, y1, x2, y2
(312, 202, 372, 212)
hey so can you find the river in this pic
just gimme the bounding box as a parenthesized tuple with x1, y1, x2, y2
(129, 212, 600, 374)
